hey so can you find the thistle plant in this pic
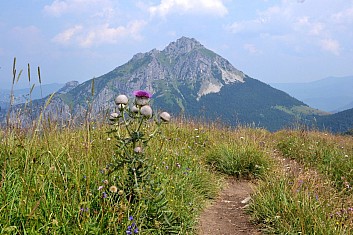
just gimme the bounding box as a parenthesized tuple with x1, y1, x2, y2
(106, 90, 177, 232)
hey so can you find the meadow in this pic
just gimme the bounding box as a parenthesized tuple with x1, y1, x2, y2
(1, 109, 353, 234)
(1, 61, 353, 234)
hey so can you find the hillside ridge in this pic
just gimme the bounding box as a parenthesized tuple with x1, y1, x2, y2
(1, 37, 350, 132)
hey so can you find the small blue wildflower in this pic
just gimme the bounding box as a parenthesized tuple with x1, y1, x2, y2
(126, 216, 139, 234)
(80, 207, 89, 213)
(102, 192, 107, 199)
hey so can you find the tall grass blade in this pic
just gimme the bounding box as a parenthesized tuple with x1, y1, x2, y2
(38, 66, 43, 99)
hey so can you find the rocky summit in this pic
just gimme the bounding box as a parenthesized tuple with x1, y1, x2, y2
(2, 37, 335, 131)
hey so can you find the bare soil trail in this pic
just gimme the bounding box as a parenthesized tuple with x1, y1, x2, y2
(197, 178, 262, 235)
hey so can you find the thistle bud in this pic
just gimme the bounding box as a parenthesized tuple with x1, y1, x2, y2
(109, 112, 119, 121)
(115, 95, 128, 105)
(159, 112, 171, 122)
(140, 105, 152, 118)
(131, 105, 139, 113)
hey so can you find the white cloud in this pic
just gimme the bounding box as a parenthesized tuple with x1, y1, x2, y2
(320, 38, 341, 55)
(244, 43, 261, 55)
(44, 0, 112, 17)
(52, 25, 83, 44)
(225, 18, 268, 34)
(149, 0, 228, 17)
(44, 0, 68, 16)
(294, 16, 325, 36)
(45, 0, 147, 47)
(52, 20, 147, 47)
(225, 1, 353, 57)
(332, 6, 353, 23)
(226, 22, 245, 34)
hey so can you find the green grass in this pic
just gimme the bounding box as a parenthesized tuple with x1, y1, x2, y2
(0, 119, 224, 234)
(249, 169, 349, 234)
(1, 118, 353, 234)
(248, 129, 353, 234)
(206, 141, 272, 179)
(276, 130, 353, 190)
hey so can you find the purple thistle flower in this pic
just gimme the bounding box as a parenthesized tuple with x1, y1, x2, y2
(133, 90, 152, 106)
(133, 90, 152, 98)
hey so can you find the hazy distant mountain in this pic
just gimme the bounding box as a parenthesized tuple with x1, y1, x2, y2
(271, 76, 353, 112)
(315, 108, 353, 133)
(0, 83, 65, 108)
(2, 37, 326, 131)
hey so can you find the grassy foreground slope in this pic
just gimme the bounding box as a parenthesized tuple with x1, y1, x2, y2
(0, 119, 353, 234)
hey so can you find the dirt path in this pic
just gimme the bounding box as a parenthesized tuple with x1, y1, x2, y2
(197, 178, 262, 235)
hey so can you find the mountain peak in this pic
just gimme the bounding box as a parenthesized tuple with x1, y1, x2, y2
(58, 81, 79, 94)
(163, 37, 204, 55)
(4, 37, 340, 132)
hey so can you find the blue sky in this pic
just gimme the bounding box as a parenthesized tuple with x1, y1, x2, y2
(1, 0, 353, 89)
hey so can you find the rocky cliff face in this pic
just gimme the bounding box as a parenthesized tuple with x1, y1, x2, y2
(103, 37, 245, 101)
